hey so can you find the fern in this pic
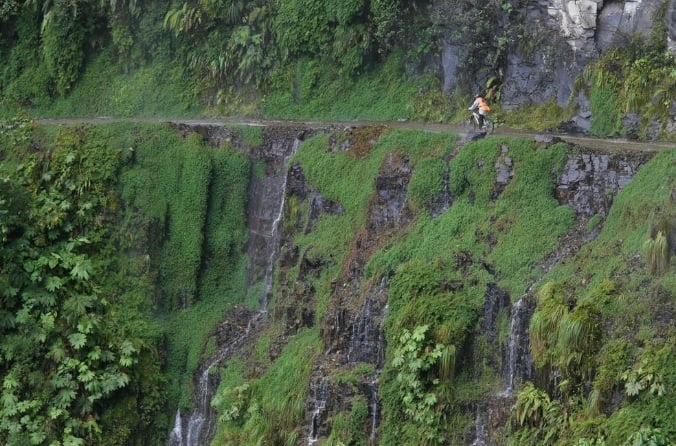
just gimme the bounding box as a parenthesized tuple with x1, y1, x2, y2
(644, 230, 670, 275)
(439, 344, 456, 382)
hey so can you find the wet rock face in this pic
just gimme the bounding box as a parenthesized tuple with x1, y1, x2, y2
(492, 146, 514, 200)
(370, 154, 415, 231)
(323, 152, 414, 355)
(345, 281, 388, 366)
(301, 151, 415, 444)
(481, 283, 511, 343)
(541, 0, 661, 53)
(502, 296, 536, 393)
(501, 28, 577, 110)
(286, 164, 345, 235)
(441, 0, 666, 117)
(554, 152, 646, 216)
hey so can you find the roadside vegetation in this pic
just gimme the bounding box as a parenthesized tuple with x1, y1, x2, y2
(0, 1, 674, 445)
(0, 1, 673, 137)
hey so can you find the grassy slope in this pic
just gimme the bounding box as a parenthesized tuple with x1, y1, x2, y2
(211, 130, 673, 445)
(6, 117, 671, 444)
(521, 148, 676, 445)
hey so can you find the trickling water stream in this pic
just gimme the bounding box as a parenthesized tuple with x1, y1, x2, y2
(470, 405, 488, 446)
(501, 297, 534, 397)
(307, 377, 330, 446)
(168, 133, 302, 446)
(367, 374, 381, 441)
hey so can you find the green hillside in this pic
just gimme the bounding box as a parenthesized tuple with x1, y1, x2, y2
(1, 117, 673, 445)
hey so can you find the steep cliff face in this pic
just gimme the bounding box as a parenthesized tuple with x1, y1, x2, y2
(257, 128, 662, 444)
(438, 0, 672, 131)
(174, 123, 672, 446)
(670, 0, 676, 51)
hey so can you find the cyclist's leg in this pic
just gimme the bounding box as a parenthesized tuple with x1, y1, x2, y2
(470, 112, 479, 129)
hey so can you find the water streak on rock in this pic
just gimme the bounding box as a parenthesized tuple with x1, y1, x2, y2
(308, 378, 330, 446)
(168, 130, 303, 446)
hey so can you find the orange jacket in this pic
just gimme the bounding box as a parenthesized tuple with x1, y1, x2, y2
(469, 97, 491, 113)
(477, 97, 490, 112)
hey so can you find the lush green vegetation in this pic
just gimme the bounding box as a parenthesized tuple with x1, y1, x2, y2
(211, 328, 321, 445)
(0, 117, 253, 444)
(0, 1, 673, 445)
(210, 129, 588, 445)
(509, 148, 676, 446)
(232, 129, 672, 445)
(1, 0, 672, 136)
(0, 118, 166, 445)
(1, 110, 673, 445)
(579, 23, 676, 139)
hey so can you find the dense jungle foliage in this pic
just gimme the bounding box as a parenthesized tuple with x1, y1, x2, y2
(0, 114, 674, 445)
(0, 0, 674, 445)
(0, 0, 674, 137)
(209, 130, 671, 446)
(0, 117, 251, 444)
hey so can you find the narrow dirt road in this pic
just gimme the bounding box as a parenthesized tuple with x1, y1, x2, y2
(36, 117, 675, 154)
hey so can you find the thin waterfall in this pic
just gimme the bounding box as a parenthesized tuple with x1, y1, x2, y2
(500, 297, 534, 397)
(470, 294, 533, 445)
(502, 298, 523, 396)
(307, 378, 330, 446)
(367, 374, 381, 441)
(169, 409, 182, 446)
(470, 405, 488, 446)
(168, 134, 302, 446)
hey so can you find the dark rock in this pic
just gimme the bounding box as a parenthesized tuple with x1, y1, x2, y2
(555, 153, 647, 216)
(492, 154, 514, 200)
(481, 283, 511, 343)
(287, 163, 307, 199)
(556, 119, 589, 135)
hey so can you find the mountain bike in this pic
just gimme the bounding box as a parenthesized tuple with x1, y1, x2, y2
(466, 111, 495, 135)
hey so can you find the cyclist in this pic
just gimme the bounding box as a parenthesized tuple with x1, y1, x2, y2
(468, 93, 491, 130)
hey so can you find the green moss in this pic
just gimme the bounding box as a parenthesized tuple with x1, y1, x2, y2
(213, 328, 321, 445)
(408, 157, 448, 213)
(368, 137, 573, 297)
(324, 396, 370, 446)
(43, 52, 200, 118)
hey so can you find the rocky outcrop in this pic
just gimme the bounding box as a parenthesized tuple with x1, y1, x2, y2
(299, 152, 415, 444)
(438, 0, 670, 132)
(555, 151, 646, 216)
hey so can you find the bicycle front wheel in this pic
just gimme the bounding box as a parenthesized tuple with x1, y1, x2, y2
(465, 116, 479, 132)
(484, 118, 495, 135)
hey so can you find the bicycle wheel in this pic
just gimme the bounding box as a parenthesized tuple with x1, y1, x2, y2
(466, 114, 480, 132)
(484, 118, 495, 135)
